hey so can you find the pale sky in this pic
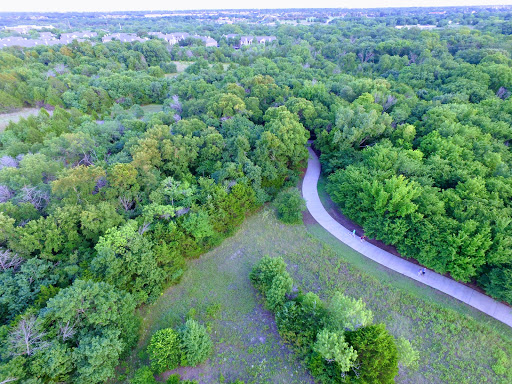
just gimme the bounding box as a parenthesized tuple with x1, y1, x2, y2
(0, 0, 511, 13)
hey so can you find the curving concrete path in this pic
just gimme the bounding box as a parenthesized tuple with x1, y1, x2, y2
(302, 146, 512, 328)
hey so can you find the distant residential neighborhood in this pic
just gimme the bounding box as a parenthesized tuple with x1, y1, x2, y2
(0, 30, 98, 48)
(0, 25, 224, 49)
(101, 33, 148, 43)
(224, 34, 277, 48)
(0, 25, 280, 49)
(148, 32, 218, 47)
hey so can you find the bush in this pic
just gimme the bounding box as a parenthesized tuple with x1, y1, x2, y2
(314, 329, 357, 372)
(147, 328, 181, 374)
(179, 319, 213, 366)
(160, 62, 178, 73)
(166, 374, 181, 384)
(250, 255, 293, 312)
(131, 366, 157, 384)
(309, 329, 358, 383)
(266, 272, 293, 311)
(274, 188, 306, 224)
(396, 336, 419, 370)
(345, 324, 399, 384)
(325, 292, 374, 332)
(275, 292, 326, 353)
(250, 255, 288, 294)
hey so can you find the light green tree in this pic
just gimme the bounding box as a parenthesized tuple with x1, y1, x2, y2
(179, 319, 212, 366)
(147, 328, 181, 373)
(326, 292, 374, 332)
(314, 328, 358, 372)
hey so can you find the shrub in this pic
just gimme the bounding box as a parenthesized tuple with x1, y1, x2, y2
(131, 366, 157, 384)
(309, 329, 358, 383)
(166, 374, 181, 384)
(147, 328, 181, 374)
(250, 255, 293, 312)
(266, 273, 293, 311)
(274, 188, 306, 224)
(314, 329, 357, 372)
(396, 336, 419, 370)
(179, 319, 213, 366)
(325, 292, 374, 332)
(345, 324, 399, 384)
(275, 292, 326, 351)
(250, 255, 288, 294)
(160, 62, 177, 73)
(491, 349, 508, 376)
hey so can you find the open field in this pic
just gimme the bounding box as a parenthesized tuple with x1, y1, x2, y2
(141, 104, 164, 114)
(123, 204, 512, 384)
(0, 108, 52, 131)
(164, 61, 192, 78)
(164, 62, 230, 78)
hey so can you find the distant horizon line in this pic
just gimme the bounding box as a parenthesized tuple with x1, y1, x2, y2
(1, 4, 512, 14)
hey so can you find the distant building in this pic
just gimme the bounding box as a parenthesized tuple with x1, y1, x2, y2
(59, 31, 97, 44)
(224, 34, 277, 48)
(196, 35, 218, 47)
(149, 32, 189, 45)
(149, 32, 217, 47)
(102, 33, 148, 43)
(255, 35, 277, 44)
(39, 32, 55, 40)
(240, 35, 254, 46)
(61, 31, 97, 40)
(0, 37, 37, 48)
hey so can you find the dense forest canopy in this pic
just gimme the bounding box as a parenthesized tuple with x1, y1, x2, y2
(0, 5, 512, 383)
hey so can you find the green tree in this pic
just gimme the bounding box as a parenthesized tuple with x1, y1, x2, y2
(326, 292, 374, 332)
(147, 328, 181, 373)
(92, 220, 166, 303)
(314, 328, 358, 372)
(179, 319, 213, 366)
(250, 255, 293, 311)
(274, 188, 306, 224)
(131, 366, 158, 384)
(345, 324, 398, 384)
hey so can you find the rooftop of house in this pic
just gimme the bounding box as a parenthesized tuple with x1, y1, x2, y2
(102, 33, 149, 43)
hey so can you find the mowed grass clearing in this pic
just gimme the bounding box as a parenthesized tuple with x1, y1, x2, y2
(141, 104, 164, 114)
(0, 108, 52, 131)
(125, 206, 512, 384)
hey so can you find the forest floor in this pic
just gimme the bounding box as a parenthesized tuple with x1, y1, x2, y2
(123, 206, 512, 384)
(0, 108, 52, 131)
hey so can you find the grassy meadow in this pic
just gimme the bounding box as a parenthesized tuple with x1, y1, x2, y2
(121, 202, 512, 384)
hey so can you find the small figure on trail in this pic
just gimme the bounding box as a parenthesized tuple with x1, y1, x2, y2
(421, 268, 426, 276)
(352, 229, 356, 237)
(418, 268, 422, 276)
(360, 235, 366, 242)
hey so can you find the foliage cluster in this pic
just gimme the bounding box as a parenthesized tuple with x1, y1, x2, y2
(1, 6, 512, 382)
(143, 319, 212, 377)
(251, 256, 405, 384)
(0, 36, 309, 382)
(274, 188, 306, 224)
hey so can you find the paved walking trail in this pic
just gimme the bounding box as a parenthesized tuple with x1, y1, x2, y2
(302, 147, 512, 328)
